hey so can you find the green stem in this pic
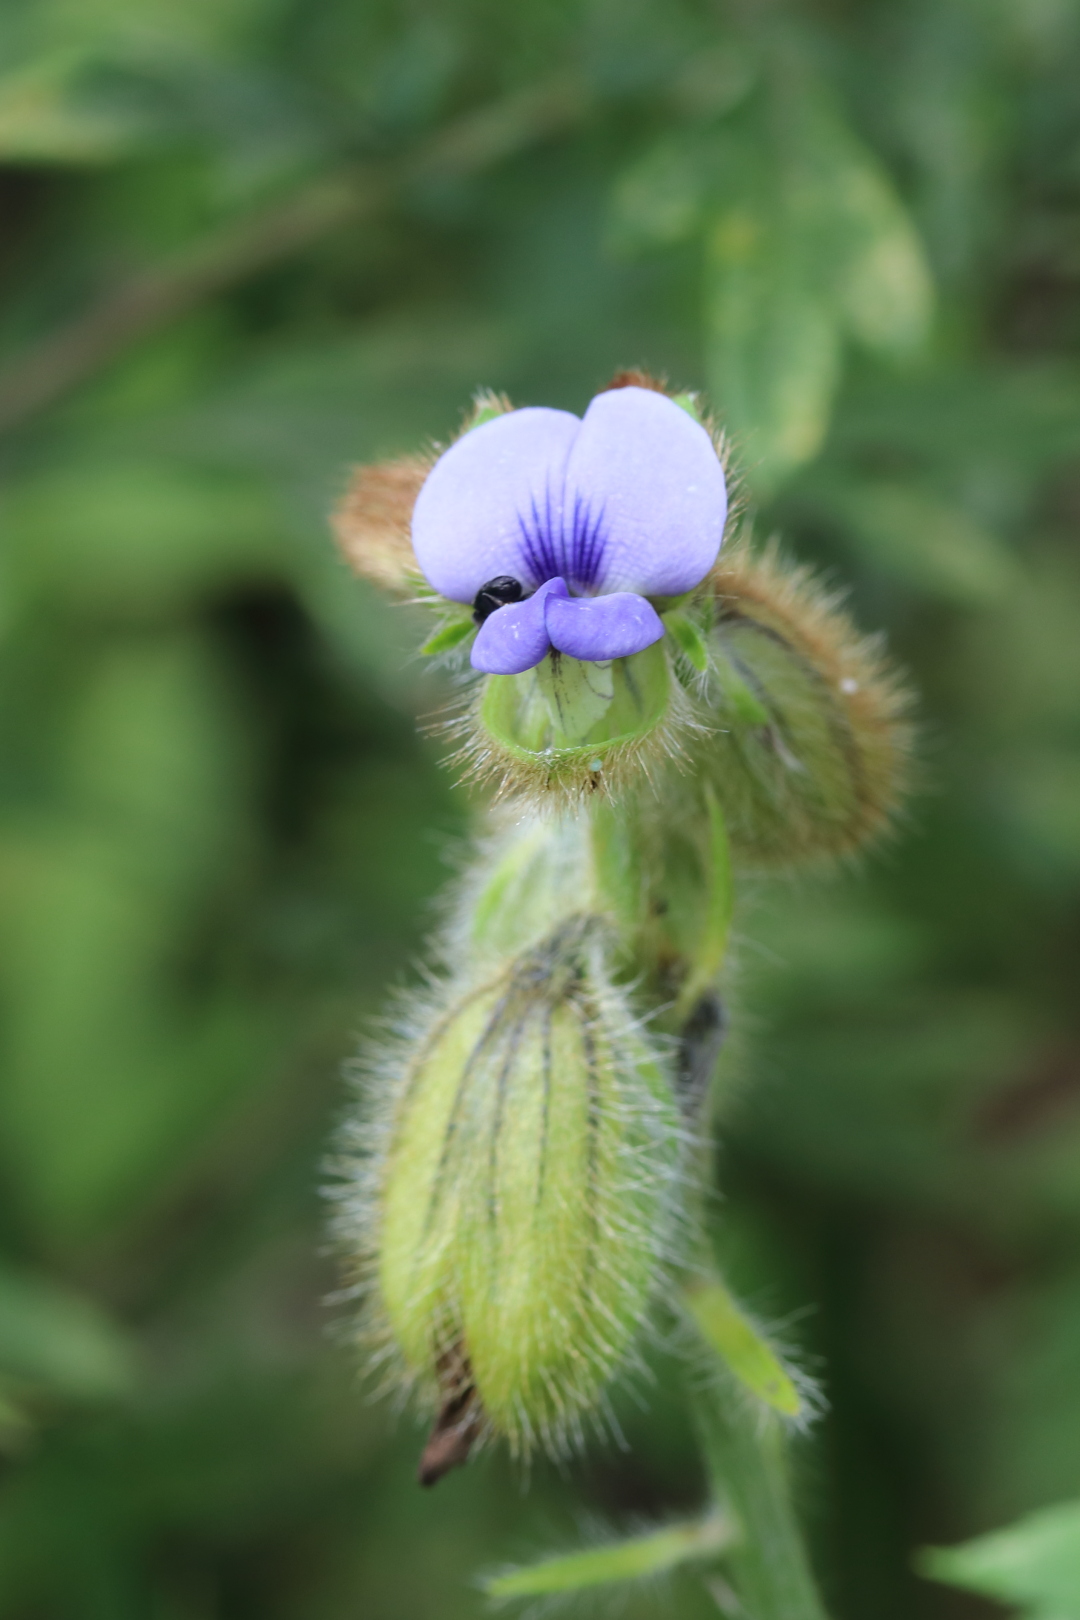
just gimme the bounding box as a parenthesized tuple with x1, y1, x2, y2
(693, 1375, 830, 1620)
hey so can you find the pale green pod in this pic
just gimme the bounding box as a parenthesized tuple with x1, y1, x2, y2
(373, 919, 682, 1459)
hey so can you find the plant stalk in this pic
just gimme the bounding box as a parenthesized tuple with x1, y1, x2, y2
(694, 1375, 830, 1620)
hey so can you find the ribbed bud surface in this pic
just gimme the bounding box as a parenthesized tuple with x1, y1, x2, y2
(694, 543, 913, 865)
(372, 919, 680, 1456)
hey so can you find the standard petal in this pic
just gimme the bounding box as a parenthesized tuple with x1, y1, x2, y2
(412, 408, 579, 603)
(564, 387, 726, 597)
(471, 577, 568, 674)
(545, 591, 664, 663)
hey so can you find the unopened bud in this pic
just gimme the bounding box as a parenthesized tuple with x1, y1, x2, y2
(352, 918, 682, 1467)
(692, 541, 913, 864)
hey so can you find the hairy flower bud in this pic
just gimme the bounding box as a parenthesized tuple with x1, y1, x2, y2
(690, 541, 913, 865)
(341, 918, 683, 1474)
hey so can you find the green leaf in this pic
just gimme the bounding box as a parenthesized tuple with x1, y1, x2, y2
(0, 635, 279, 1243)
(797, 95, 933, 360)
(665, 610, 710, 672)
(685, 1276, 803, 1418)
(0, 1264, 135, 1401)
(483, 1512, 735, 1601)
(419, 616, 474, 656)
(3, 461, 287, 614)
(0, 1386, 33, 1452)
(918, 1499, 1080, 1619)
(701, 81, 930, 493)
(822, 479, 1019, 605)
(0, 56, 148, 165)
(705, 204, 841, 494)
(831, 162, 933, 359)
(609, 133, 714, 251)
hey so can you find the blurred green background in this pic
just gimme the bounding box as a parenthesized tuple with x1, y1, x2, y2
(1, 0, 1080, 1615)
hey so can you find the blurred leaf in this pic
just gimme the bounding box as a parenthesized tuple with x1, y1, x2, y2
(818, 478, 1020, 604)
(802, 96, 932, 360)
(0, 0, 273, 63)
(610, 132, 713, 250)
(0, 56, 148, 164)
(0, 633, 276, 1241)
(0, 1263, 134, 1401)
(706, 202, 840, 492)
(484, 1512, 735, 1601)
(0, 1389, 34, 1456)
(0, 827, 280, 1242)
(919, 1499, 1080, 1618)
(3, 461, 289, 615)
(700, 81, 932, 490)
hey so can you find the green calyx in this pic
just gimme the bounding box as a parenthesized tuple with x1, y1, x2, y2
(473, 639, 673, 800)
(663, 608, 710, 672)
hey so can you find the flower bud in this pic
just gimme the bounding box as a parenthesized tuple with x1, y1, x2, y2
(351, 918, 683, 1470)
(690, 541, 913, 864)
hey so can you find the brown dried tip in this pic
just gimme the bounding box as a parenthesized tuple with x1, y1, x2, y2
(418, 1383, 483, 1487)
(331, 452, 433, 595)
(602, 368, 671, 395)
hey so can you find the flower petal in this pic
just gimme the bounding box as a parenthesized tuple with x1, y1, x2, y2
(565, 387, 726, 596)
(545, 591, 664, 663)
(412, 408, 579, 603)
(471, 577, 568, 674)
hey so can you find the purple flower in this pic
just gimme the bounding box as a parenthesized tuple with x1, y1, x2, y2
(411, 386, 728, 674)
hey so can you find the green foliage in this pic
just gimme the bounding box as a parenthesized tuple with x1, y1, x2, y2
(0, 1265, 133, 1403)
(920, 1499, 1080, 1619)
(0, 0, 1078, 1612)
(484, 1511, 735, 1601)
(614, 62, 931, 491)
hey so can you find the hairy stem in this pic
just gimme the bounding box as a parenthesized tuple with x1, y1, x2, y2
(695, 1376, 830, 1620)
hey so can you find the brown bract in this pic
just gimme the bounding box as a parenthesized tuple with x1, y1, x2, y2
(331, 452, 433, 595)
(602, 367, 671, 394)
(330, 392, 515, 596)
(418, 1380, 483, 1487)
